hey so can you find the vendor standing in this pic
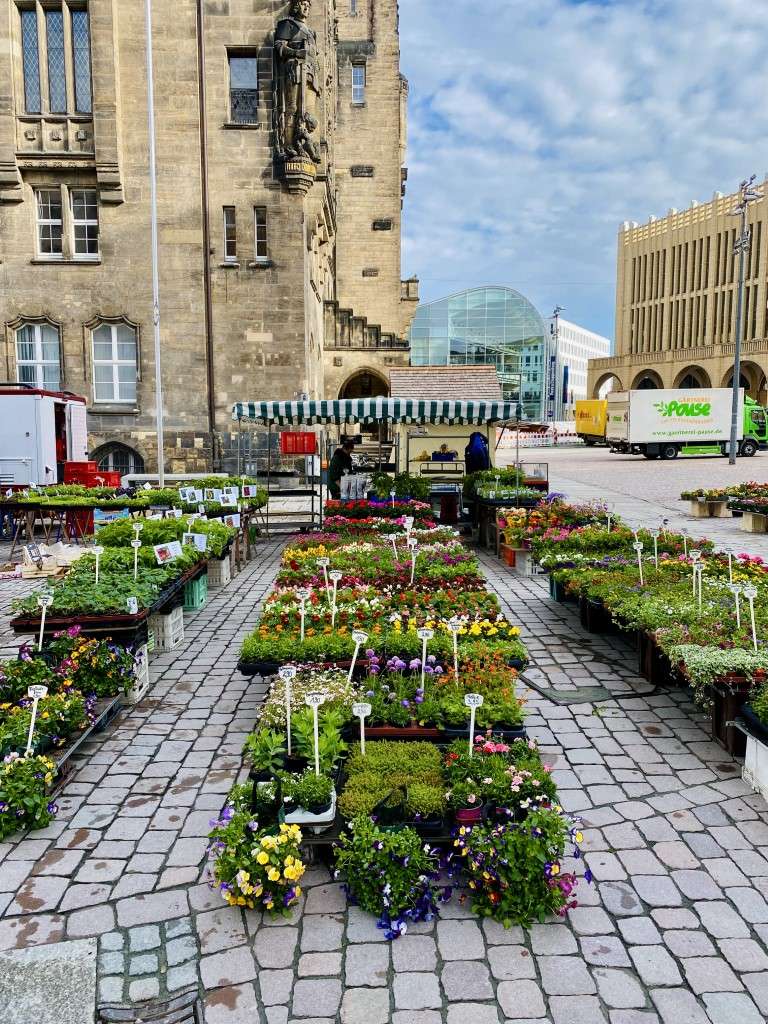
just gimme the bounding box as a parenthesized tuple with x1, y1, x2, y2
(328, 439, 355, 499)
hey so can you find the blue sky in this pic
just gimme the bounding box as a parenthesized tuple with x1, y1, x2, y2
(399, 0, 768, 343)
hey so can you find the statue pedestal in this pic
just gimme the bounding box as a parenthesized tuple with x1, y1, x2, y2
(278, 157, 317, 195)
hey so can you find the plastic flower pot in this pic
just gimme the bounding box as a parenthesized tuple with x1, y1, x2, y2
(455, 802, 485, 825)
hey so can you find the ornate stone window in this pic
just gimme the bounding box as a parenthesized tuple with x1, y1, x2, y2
(17, 3, 92, 116)
(228, 53, 258, 125)
(93, 443, 144, 477)
(352, 64, 366, 105)
(15, 320, 62, 390)
(91, 321, 138, 404)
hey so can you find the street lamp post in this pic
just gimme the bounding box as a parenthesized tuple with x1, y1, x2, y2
(551, 306, 565, 422)
(728, 176, 764, 465)
(144, 0, 165, 486)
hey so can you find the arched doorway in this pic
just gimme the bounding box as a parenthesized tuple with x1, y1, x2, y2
(673, 365, 712, 389)
(92, 443, 145, 479)
(721, 361, 766, 400)
(339, 369, 389, 438)
(632, 369, 664, 391)
(593, 373, 623, 399)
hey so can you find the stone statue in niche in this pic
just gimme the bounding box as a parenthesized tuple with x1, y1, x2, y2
(274, 0, 322, 165)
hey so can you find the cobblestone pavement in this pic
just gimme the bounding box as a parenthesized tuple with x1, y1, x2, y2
(2, 540, 768, 1023)
(500, 446, 768, 558)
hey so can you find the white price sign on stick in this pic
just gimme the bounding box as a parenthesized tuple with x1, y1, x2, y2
(92, 545, 104, 585)
(352, 701, 371, 756)
(305, 692, 327, 777)
(279, 666, 297, 755)
(417, 627, 434, 693)
(464, 693, 484, 757)
(25, 684, 49, 755)
(348, 630, 369, 683)
(37, 594, 53, 652)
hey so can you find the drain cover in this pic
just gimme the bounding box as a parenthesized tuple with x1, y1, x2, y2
(98, 987, 202, 1023)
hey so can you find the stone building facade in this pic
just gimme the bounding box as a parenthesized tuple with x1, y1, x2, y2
(588, 178, 768, 403)
(0, 0, 416, 474)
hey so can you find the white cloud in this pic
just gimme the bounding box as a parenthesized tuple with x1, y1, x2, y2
(400, 0, 768, 339)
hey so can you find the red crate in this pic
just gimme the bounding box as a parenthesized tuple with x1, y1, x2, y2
(64, 461, 97, 484)
(93, 471, 122, 488)
(279, 431, 317, 455)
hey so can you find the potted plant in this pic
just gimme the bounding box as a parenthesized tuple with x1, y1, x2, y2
(448, 780, 485, 824)
(243, 729, 287, 782)
(283, 771, 334, 816)
(405, 783, 445, 835)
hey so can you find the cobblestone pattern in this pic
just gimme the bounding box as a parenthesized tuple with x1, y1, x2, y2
(1, 542, 768, 1023)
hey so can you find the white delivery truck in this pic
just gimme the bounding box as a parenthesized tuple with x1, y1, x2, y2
(0, 384, 89, 486)
(606, 388, 766, 460)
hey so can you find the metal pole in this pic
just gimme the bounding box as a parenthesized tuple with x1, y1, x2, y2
(729, 202, 748, 464)
(144, 0, 165, 486)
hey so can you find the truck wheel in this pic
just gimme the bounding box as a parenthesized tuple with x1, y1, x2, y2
(584, 438, 596, 447)
(740, 439, 758, 457)
(660, 444, 678, 460)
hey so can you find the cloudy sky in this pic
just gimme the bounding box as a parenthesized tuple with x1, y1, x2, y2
(399, 0, 768, 344)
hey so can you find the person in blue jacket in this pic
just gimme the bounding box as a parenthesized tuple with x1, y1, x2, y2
(465, 431, 490, 474)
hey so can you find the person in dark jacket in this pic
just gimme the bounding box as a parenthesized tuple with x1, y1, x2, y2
(465, 431, 490, 474)
(328, 440, 355, 498)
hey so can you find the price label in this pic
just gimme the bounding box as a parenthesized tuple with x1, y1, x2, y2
(92, 545, 104, 557)
(296, 588, 311, 602)
(632, 541, 643, 552)
(352, 702, 372, 719)
(126, 597, 139, 615)
(464, 693, 484, 708)
(404, 517, 415, 530)
(317, 557, 330, 568)
(329, 570, 343, 582)
(37, 594, 53, 609)
(447, 618, 462, 634)
(407, 537, 418, 549)
(690, 549, 702, 562)
(198, 504, 206, 514)
(131, 539, 142, 549)
(417, 627, 434, 641)
(305, 692, 326, 708)
(143, 482, 152, 490)
(744, 585, 758, 601)
(279, 666, 297, 682)
(352, 630, 369, 645)
(27, 685, 48, 701)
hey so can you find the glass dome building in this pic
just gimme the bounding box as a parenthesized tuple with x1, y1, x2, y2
(408, 286, 547, 420)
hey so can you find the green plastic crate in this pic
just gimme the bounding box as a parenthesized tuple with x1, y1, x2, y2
(183, 573, 208, 612)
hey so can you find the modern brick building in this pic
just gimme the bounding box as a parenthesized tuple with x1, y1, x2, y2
(0, 0, 416, 473)
(588, 178, 768, 404)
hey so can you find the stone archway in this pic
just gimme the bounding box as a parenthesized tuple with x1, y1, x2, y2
(593, 372, 623, 399)
(338, 368, 389, 400)
(631, 369, 664, 391)
(720, 360, 767, 400)
(673, 365, 712, 389)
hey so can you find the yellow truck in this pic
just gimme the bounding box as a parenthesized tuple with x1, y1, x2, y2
(575, 399, 608, 446)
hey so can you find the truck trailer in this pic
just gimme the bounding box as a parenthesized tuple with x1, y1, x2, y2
(575, 400, 608, 446)
(605, 388, 768, 459)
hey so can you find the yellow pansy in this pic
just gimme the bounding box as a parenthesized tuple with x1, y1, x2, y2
(256, 851, 269, 865)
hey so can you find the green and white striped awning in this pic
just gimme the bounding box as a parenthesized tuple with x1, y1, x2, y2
(232, 399, 518, 426)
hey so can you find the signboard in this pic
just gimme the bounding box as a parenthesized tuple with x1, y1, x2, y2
(608, 389, 745, 445)
(94, 508, 131, 531)
(546, 354, 556, 421)
(153, 541, 183, 564)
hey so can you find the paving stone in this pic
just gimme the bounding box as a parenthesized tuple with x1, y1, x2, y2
(650, 987, 710, 1024)
(497, 980, 547, 1019)
(569, 907, 616, 935)
(539, 955, 597, 995)
(298, 953, 342, 977)
(482, 919, 524, 945)
(600, 881, 643, 916)
(300, 914, 344, 952)
(344, 943, 389, 986)
(662, 930, 715, 957)
(196, 907, 248, 954)
(488, 945, 536, 980)
(442, 960, 494, 1000)
(200, 944, 257, 988)
(259, 969, 294, 1005)
(585, 852, 627, 881)
(129, 953, 158, 976)
(167, 962, 198, 991)
(701, 992, 764, 1024)
(98, 976, 123, 1003)
(681, 957, 743, 994)
(670, 870, 722, 900)
(204, 984, 260, 1023)
(66, 904, 115, 938)
(393, 973, 442, 1010)
(718, 938, 768, 972)
(340, 988, 390, 1024)
(447, 1005, 502, 1024)
(650, 909, 699, 930)
(129, 924, 161, 951)
(549, 995, 609, 1024)
(116, 889, 188, 926)
(392, 1014, 442, 1024)
(632, 875, 682, 907)
(608, 1013, 660, 1024)
(253, 929, 299, 966)
(166, 934, 197, 966)
(629, 946, 682, 986)
(593, 968, 647, 1008)
(726, 887, 768, 923)
(617, 918, 661, 945)
(694, 901, 750, 938)
(6, 876, 68, 915)
(653, 842, 699, 869)
(437, 919, 485, 960)
(303, 883, 346, 914)
(580, 935, 632, 968)
(742, 973, 768, 1013)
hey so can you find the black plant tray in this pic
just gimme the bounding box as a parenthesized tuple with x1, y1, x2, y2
(48, 694, 123, 794)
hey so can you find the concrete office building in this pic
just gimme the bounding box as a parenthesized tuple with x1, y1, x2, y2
(555, 318, 611, 417)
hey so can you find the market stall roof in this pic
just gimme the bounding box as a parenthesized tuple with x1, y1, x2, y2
(232, 398, 518, 426)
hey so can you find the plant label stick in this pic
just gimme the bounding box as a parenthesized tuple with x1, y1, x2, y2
(632, 541, 644, 586)
(727, 549, 734, 584)
(131, 538, 142, 581)
(390, 490, 396, 508)
(681, 529, 688, 557)
(417, 627, 434, 693)
(729, 584, 742, 628)
(650, 530, 660, 569)
(349, 630, 369, 683)
(127, 596, 139, 615)
(408, 537, 418, 585)
(464, 693, 483, 757)
(387, 533, 398, 557)
(296, 588, 310, 643)
(93, 545, 104, 585)
(404, 516, 414, 536)
(25, 684, 49, 755)
(448, 617, 462, 684)
(279, 666, 297, 756)
(606, 513, 611, 532)
(352, 702, 371, 756)
(329, 570, 343, 626)
(37, 594, 53, 651)
(690, 549, 701, 596)
(305, 692, 326, 776)
(317, 557, 331, 601)
(744, 585, 758, 652)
